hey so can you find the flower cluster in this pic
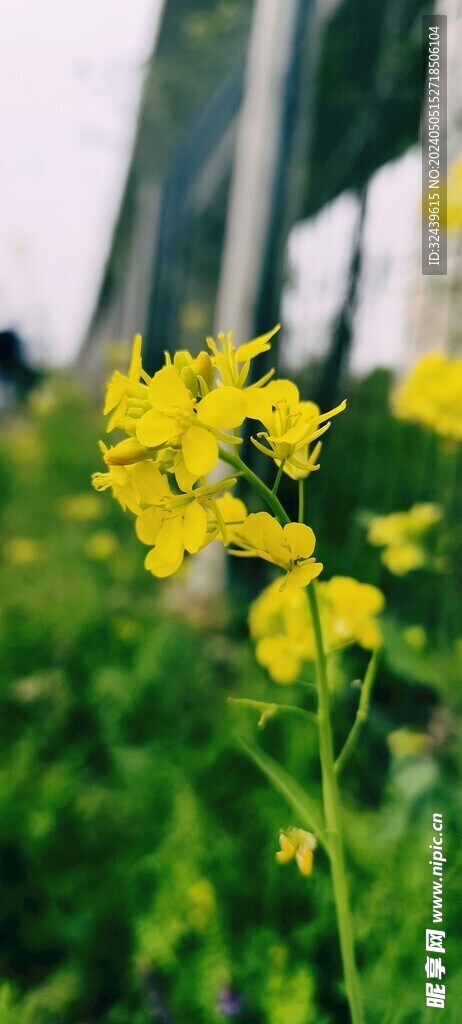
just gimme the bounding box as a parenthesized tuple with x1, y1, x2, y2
(366, 503, 443, 576)
(249, 575, 384, 684)
(93, 331, 346, 580)
(276, 827, 317, 876)
(392, 352, 462, 443)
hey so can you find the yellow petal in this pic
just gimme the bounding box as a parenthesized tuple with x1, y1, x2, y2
(183, 501, 207, 553)
(245, 387, 273, 423)
(136, 409, 175, 447)
(182, 426, 218, 476)
(284, 523, 316, 560)
(295, 848, 314, 876)
(287, 561, 323, 589)
(235, 324, 280, 363)
(131, 461, 171, 504)
(155, 515, 184, 566)
(104, 371, 126, 415)
(276, 833, 295, 864)
(148, 366, 193, 413)
(265, 379, 300, 406)
(198, 386, 246, 429)
(174, 452, 198, 492)
(129, 333, 143, 381)
(144, 545, 184, 578)
(136, 507, 165, 545)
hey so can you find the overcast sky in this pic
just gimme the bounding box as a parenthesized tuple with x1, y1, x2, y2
(0, 0, 163, 366)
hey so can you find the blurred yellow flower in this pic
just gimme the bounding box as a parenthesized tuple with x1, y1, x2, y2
(249, 575, 384, 683)
(231, 512, 322, 589)
(367, 503, 442, 575)
(276, 827, 316, 876)
(367, 504, 442, 547)
(113, 616, 141, 642)
(403, 625, 427, 650)
(388, 728, 430, 759)
(322, 576, 384, 650)
(381, 543, 425, 575)
(3, 537, 42, 566)
(180, 301, 208, 333)
(58, 493, 103, 521)
(85, 532, 118, 560)
(392, 352, 462, 442)
(186, 879, 216, 931)
(249, 580, 316, 684)
(13, 429, 44, 463)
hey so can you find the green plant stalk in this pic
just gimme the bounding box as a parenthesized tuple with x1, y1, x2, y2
(228, 696, 317, 726)
(218, 448, 289, 525)
(307, 583, 364, 1024)
(220, 449, 364, 1023)
(335, 648, 380, 776)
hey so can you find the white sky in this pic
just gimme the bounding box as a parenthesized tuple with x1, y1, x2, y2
(0, 0, 163, 367)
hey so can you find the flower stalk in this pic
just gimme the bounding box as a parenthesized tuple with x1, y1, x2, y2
(308, 583, 364, 1024)
(237, 457, 365, 1023)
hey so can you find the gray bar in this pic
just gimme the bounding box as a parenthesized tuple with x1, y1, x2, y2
(422, 15, 447, 275)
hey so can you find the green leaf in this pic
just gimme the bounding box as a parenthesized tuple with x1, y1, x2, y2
(237, 737, 327, 851)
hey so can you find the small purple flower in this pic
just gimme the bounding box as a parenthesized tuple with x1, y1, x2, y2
(217, 983, 244, 1018)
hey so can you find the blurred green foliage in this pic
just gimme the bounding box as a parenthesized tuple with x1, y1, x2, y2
(0, 373, 461, 1023)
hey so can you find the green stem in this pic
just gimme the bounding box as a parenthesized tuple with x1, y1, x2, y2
(272, 460, 286, 495)
(335, 648, 380, 777)
(298, 478, 305, 524)
(224, 448, 364, 1023)
(228, 697, 317, 727)
(308, 584, 364, 1024)
(218, 448, 290, 526)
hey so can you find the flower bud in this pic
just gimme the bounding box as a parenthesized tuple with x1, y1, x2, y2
(195, 351, 214, 390)
(181, 366, 199, 397)
(104, 438, 152, 466)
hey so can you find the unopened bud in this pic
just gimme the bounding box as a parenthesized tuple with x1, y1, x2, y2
(181, 366, 199, 396)
(104, 438, 151, 466)
(174, 350, 192, 374)
(195, 351, 214, 390)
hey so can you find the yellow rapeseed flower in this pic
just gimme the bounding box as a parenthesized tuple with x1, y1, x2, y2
(380, 543, 425, 575)
(392, 352, 462, 442)
(58, 494, 103, 521)
(276, 828, 316, 876)
(85, 531, 118, 561)
(92, 444, 165, 514)
(249, 575, 384, 683)
(230, 512, 322, 589)
(388, 728, 430, 759)
(205, 325, 279, 390)
(104, 333, 152, 434)
(322, 576, 384, 649)
(134, 471, 239, 578)
(403, 625, 427, 650)
(3, 537, 42, 566)
(248, 379, 346, 479)
(367, 503, 442, 576)
(249, 580, 316, 683)
(135, 366, 246, 483)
